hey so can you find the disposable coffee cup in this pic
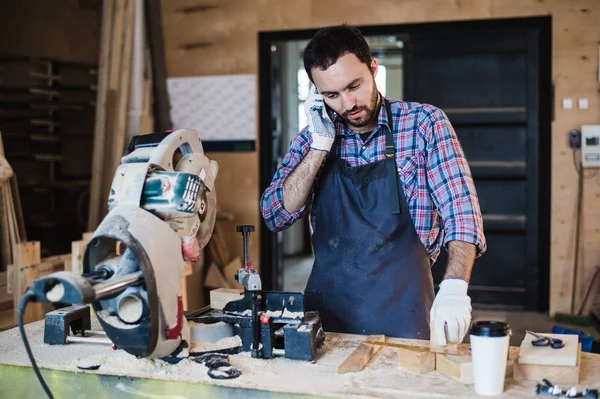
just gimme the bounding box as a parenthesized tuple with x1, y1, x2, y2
(469, 321, 511, 396)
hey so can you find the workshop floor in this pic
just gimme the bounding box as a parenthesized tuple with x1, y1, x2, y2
(283, 255, 599, 347)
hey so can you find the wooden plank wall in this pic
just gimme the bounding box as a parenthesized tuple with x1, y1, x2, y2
(162, 0, 599, 315)
(0, 0, 100, 64)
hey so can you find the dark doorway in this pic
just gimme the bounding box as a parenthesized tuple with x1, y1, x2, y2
(258, 16, 552, 311)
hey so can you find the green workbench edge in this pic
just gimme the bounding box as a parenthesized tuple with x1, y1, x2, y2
(0, 363, 335, 399)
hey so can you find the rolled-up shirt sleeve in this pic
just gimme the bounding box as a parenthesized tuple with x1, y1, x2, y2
(260, 128, 313, 232)
(421, 106, 487, 257)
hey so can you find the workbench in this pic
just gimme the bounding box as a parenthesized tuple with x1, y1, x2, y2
(1, 320, 599, 399)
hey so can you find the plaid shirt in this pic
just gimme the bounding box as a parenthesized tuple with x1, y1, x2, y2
(260, 96, 486, 262)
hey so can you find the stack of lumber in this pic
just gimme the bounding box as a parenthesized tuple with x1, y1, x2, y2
(88, 0, 156, 230)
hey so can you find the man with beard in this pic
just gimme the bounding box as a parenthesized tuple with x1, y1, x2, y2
(260, 25, 486, 346)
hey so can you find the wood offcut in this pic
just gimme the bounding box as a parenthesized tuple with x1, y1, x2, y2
(338, 334, 385, 374)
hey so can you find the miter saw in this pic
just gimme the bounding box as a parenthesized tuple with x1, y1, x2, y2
(18, 129, 219, 376)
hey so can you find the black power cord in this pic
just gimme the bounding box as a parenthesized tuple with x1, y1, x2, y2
(18, 290, 54, 399)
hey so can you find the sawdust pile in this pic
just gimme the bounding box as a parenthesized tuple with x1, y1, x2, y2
(190, 335, 242, 353)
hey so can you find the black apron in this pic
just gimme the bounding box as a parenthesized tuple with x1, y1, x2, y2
(305, 99, 434, 339)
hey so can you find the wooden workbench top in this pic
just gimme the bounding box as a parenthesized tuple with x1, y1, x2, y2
(0, 320, 599, 398)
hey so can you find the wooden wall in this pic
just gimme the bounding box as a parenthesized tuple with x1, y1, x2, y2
(160, 0, 600, 315)
(0, 0, 101, 64)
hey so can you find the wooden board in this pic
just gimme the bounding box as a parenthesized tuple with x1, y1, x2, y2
(518, 332, 579, 366)
(209, 288, 243, 310)
(514, 344, 582, 385)
(338, 334, 385, 374)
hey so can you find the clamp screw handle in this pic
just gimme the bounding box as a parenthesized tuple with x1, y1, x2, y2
(236, 225, 255, 267)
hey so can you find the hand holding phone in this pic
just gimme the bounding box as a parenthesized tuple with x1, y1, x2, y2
(304, 84, 335, 152)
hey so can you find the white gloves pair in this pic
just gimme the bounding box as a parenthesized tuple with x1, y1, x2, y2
(304, 85, 335, 152)
(430, 279, 472, 346)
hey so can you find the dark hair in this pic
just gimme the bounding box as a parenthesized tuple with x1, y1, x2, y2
(303, 24, 372, 83)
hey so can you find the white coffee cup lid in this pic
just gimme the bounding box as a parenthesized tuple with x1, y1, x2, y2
(470, 320, 510, 337)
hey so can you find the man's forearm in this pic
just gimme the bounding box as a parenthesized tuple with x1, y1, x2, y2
(444, 240, 476, 282)
(282, 149, 327, 213)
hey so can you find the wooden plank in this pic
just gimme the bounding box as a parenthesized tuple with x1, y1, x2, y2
(8, 175, 25, 242)
(398, 347, 436, 374)
(517, 332, 579, 366)
(513, 344, 581, 385)
(71, 233, 93, 275)
(338, 334, 385, 374)
(209, 288, 243, 310)
(4, 184, 18, 248)
(109, 0, 127, 90)
(88, 0, 116, 230)
(0, 183, 10, 272)
(144, 0, 173, 131)
(71, 240, 85, 275)
(11, 241, 40, 322)
(364, 340, 472, 356)
(110, 0, 135, 182)
(5, 265, 12, 295)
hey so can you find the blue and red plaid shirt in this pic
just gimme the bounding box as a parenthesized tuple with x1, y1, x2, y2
(260, 96, 486, 262)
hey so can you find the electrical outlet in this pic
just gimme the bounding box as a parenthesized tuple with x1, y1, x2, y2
(569, 130, 581, 149)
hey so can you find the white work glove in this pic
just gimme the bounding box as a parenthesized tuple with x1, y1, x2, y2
(304, 85, 335, 152)
(430, 279, 472, 346)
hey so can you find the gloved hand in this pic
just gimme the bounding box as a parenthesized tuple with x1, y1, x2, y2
(303, 85, 335, 152)
(430, 279, 472, 346)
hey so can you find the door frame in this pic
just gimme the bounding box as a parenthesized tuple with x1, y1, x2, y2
(257, 16, 552, 310)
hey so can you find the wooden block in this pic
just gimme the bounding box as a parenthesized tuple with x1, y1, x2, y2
(12, 242, 41, 321)
(338, 335, 385, 374)
(71, 240, 87, 274)
(518, 332, 579, 366)
(210, 288, 243, 310)
(436, 354, 474, 384)
(399, 347, 436, 374)
(14, 242, 41, 267)
(514, 344, 581, 385)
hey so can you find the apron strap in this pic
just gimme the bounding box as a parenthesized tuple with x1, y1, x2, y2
(384, 99, 402, 215)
